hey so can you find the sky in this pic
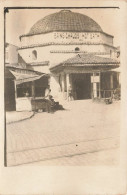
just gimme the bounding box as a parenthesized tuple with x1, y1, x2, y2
(5, 8, 121, 47)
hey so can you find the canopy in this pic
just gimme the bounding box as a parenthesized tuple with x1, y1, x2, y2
(10, 70, 48, 85)
(111, 67, 121, 72)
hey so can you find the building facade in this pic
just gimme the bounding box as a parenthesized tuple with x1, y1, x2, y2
(6, 10, 120, 111)
(18, 10, 120, 102)
(5, 43, 49, 111)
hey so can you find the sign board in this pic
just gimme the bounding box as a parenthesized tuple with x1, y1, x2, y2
(91, 76, 100, 83)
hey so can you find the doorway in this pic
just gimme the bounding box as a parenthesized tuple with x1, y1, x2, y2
(72, 74, 91, 100)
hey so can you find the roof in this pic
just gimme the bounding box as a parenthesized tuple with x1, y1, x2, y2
(10, 70, 48, 85)
(28, 61, 49, 66)
(27, 10, 103, 35)
(5, 42, 18, 48)
(50, 53, 120, 70)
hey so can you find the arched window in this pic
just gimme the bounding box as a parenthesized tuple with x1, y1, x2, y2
(75, 47, 80, 52)
(32, 50, 37, 60)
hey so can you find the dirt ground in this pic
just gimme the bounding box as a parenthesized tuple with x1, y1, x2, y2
(6, 99, 120, 166)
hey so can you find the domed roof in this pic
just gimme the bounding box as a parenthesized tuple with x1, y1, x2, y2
(29, 10, 103, 35)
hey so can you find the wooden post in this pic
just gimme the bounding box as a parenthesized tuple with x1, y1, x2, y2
(118, 72, 121, 87)
(104, 90, 105, 98)
(92, 73, 94, 99)
(14, 80, 17, 99)
(31, 81, 35, 98)
(61, 74, 65, 93)
(93, 73, 97, 98)
(14, 80, 17, 111)
(110, 72, 113, 89)
(66, 74, 70, 101)
(99, 72, 101, 99)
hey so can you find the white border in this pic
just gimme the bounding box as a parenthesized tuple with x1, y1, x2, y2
(0, 0, 127, 194)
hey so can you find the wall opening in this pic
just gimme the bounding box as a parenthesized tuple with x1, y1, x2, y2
(75, 47, 80, 52)
(32, 50, 37, 60)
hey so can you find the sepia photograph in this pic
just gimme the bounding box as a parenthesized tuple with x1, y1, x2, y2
(1, 0, 127, 194)
(5, 7, 121, 167)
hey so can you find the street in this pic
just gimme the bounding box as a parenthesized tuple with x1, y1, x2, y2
(6, 100, 120, 166)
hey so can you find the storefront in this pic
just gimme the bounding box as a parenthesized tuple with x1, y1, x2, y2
(9, 70, 49, 111)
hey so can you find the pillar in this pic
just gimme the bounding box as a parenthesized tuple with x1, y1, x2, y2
(14, 80, 17, 99)
(31, 81, 35, 98)
(110, 73, 114, 98)
(110, 73, 113, 89)
(99, 72, 101, 98)
(14, 80, 17, 111)
(118, 72, 121, 86)
(61, 74, 65, 93)
(92, 73, 97, 98)
(93, 82, 97, 98)
(66, 73, 70, 101)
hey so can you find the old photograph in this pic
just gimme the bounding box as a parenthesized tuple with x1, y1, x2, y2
(5, 7, 121, 167)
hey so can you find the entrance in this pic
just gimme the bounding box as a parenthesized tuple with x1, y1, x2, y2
(72, 74, 91, 100)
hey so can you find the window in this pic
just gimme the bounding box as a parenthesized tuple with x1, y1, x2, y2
(75, 47, 80, 52)
(17, 83, 32, 98)
(32, 50, 37, 60)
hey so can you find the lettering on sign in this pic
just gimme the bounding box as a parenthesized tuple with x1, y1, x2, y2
(54, 32, 100, 40)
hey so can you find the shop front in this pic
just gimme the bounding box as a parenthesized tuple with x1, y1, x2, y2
(10, 70, 49, 111)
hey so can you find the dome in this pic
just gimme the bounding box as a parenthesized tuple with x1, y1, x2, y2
(29, 10, 103, 35)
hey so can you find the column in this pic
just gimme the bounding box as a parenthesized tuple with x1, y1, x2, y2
(110, 73, 113, 89)
(99, 72, 101, 98)
(61, 74, 65, 93)
(14, 80, 17, 111)
(110, 73, 113, 98)
(93, 82, 97, 98)
(14, 80, 17, 99)
(118, 72, 121, 86)
(66, 73, 70, 101)
(48, 76, 50, 85)
(31, 81, 35, 98)
(92, 73, 97, 98)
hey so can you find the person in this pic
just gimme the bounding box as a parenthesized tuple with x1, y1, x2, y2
(44, 86, 54, 113)
(68, 85, 73, 101)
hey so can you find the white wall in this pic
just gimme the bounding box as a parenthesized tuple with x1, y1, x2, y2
(50, 74, 61, 100)
(32, 65, 50, 74)
(20, 32, 113, 47)
(19, 43, 115, 66)
(100, 33, 113, 46)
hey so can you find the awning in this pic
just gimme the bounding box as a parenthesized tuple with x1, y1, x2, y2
(111, 67, 121, 72)
(106, 66, 121, 73)
(10, 70, 48, 85)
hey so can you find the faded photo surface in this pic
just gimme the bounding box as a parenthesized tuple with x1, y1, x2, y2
(1, 0, 127, 194)
(5, 7, 121, 167)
